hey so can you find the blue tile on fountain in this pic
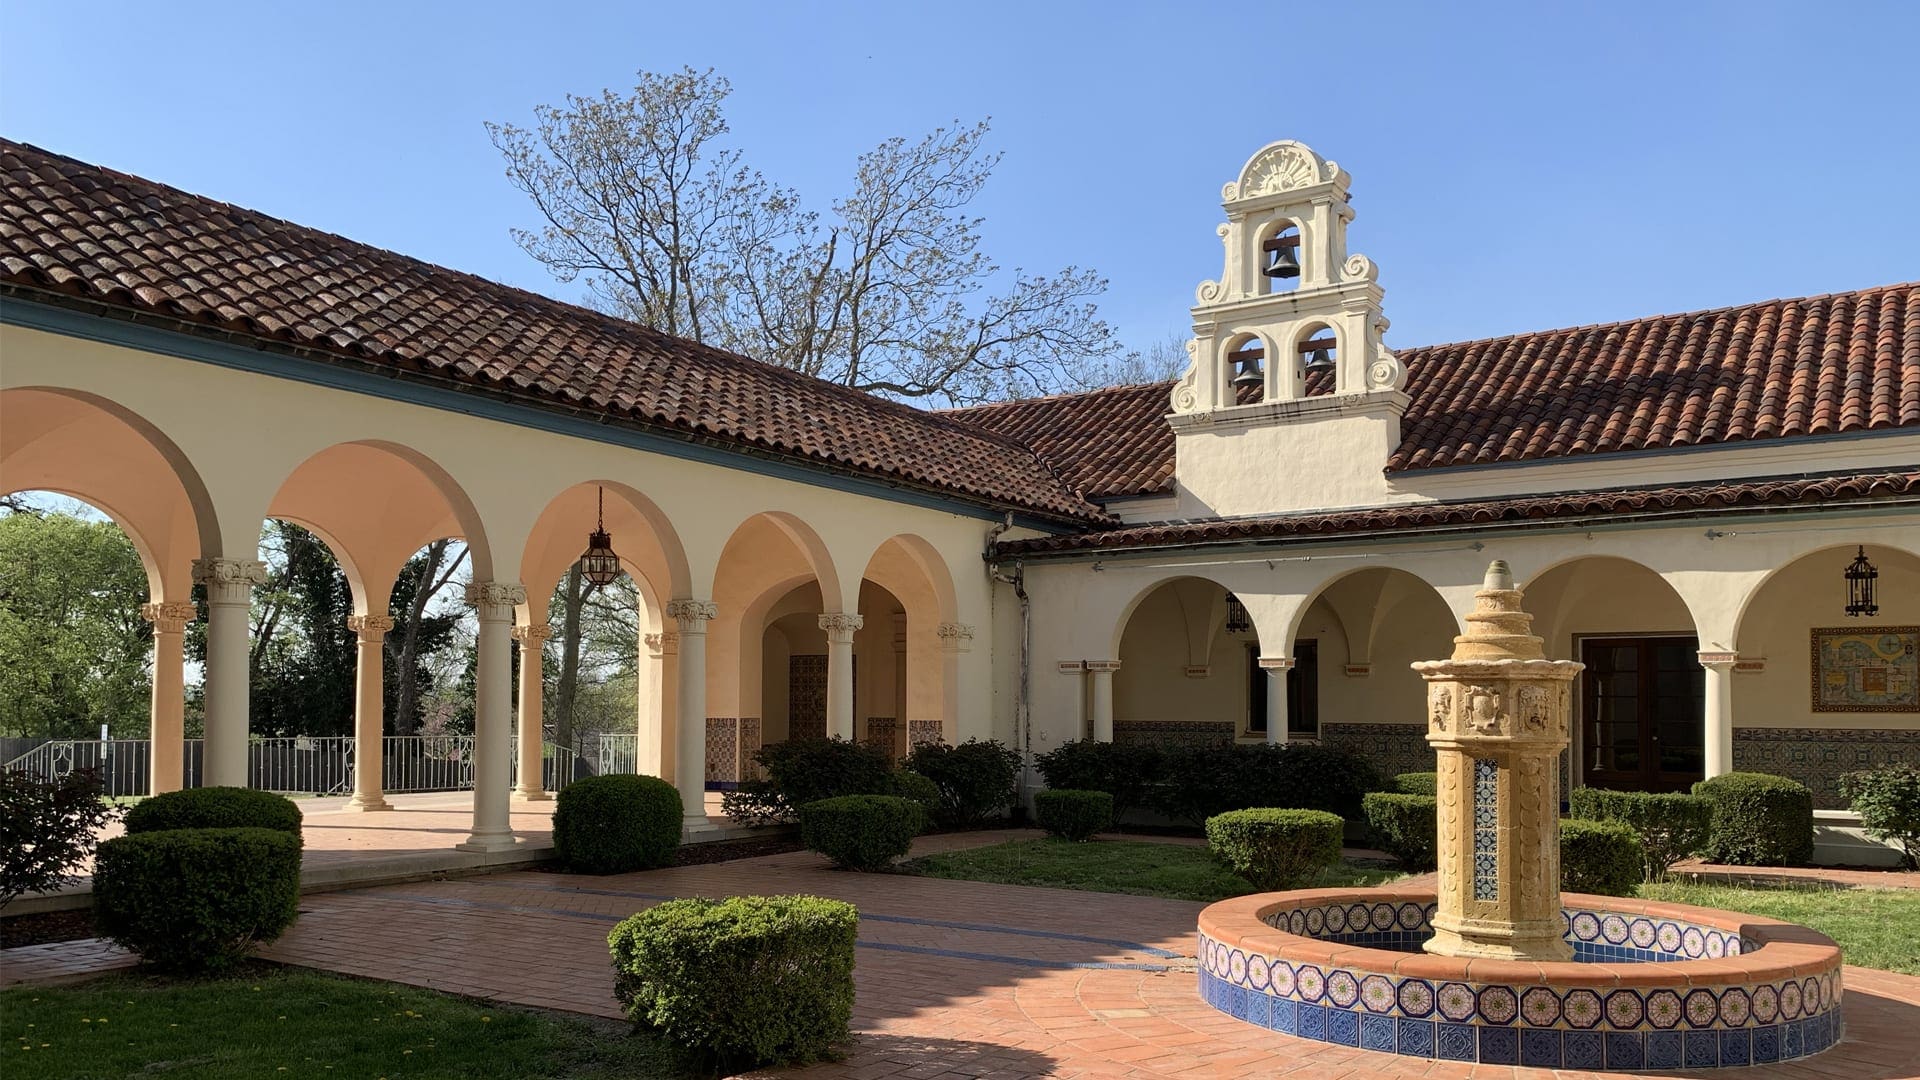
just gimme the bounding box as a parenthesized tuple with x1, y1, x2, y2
(1479, 1026, 1519, 1065)
(1437, 1023, 1476, 1061)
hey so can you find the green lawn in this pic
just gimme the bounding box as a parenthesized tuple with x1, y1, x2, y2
(2, 967, 682, 1079)
(1638, 880, 1920, 975)
(903, 838, 1402, 903)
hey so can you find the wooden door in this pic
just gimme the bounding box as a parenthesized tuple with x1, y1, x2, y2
(1580, 636, 1704, 792)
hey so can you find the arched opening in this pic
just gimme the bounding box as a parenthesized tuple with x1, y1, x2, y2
(1222, 331, 1268, 405)
(1295, 321, 1340, 396)
(859, 534, 960, 757)
(1258, 220, 1303, 296)
(1524, 556, 1702, 794)
(1728, 543, 1920, 807)
(1112, 576, 1272, 747)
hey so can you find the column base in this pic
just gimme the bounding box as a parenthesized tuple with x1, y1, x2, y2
(680, 815, 717, 837)
(1425, 918, 1572, 962)
(455, 830, 520, 853)
(345, 795, 394, 812)
(514, 787, 552, 802)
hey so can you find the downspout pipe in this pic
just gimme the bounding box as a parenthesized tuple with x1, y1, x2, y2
(985, 514, 1033, 803)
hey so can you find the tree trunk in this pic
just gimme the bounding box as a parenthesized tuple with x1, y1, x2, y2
(554, 563, 586, 751)
(390, 540, 448, 736)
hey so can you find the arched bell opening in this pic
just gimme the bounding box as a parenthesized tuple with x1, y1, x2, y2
(1257, 220, 1303, 296)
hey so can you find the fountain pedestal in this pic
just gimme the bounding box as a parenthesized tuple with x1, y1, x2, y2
(1415, 560, 1583, 961)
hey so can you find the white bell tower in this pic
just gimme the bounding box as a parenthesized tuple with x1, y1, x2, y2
(1168, 140, 1410, 517)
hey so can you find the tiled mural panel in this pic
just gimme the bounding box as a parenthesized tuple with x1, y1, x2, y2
(1733, 727, 1920, 808)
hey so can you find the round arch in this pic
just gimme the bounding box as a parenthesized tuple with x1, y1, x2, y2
(1730, 540, 1920, 646)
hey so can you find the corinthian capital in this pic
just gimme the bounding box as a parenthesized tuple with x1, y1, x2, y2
(140, 601, 197, 635)
(465, 581, 527, 620)
(192, 558, 267, 605)
(512, 623, 554, 646)
(665, 599, 718, 631)
(644, 630, 679, 655)
(936, 622, 976, 651)
(819, 612, 864, 643)
(346, 613, 396, 642)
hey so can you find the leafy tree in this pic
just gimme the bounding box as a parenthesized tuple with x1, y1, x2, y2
(386, 539, 467, 735)
(0, 509, 152, 739)
(491, 66, 1123, 405)
(1, 768, 121, 908)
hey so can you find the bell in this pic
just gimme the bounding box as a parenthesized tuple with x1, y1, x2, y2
(1264, 245, 1301, 279)
(1231, 358, 1264, 389)
(1304, 347, 1335, 374)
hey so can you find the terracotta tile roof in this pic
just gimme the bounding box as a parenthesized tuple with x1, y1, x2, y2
(950, 284, 1920, 500)
(994, 470, 1920, 556)
(0, 139, 1106, 525)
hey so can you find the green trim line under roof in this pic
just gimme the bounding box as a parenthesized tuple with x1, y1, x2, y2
(0, 296, 1082, 533)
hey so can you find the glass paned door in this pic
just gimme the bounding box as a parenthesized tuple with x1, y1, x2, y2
(1580, 636, 1704, 792)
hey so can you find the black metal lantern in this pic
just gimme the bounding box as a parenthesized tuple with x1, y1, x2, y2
(1225, 593, 1252, 634)
(1845, 545, 1879, 618)
(579, 486, 622, 587)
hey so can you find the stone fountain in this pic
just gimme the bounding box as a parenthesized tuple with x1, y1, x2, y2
(1195, 561, 1844, 1069)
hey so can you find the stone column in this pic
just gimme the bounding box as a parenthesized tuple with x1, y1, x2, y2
(1086, 659, 1120, 743)
(459, 581, 525, 853)
(820, 612, 863, 741)
(193, 558, 267, 788)
(345, 614, 395, 811)
(1259, 656, 1293, 745)
(140, 601, 195, 794)
(1699, 651, 1737, 779)
(644, 631, 677, 779)
(1057, 660, 1086, 740)
(513, 624, 554, 800)
(937, 622, 973, 748)
(667, 600, 716, 828)
(1415, 561, 1583, 962)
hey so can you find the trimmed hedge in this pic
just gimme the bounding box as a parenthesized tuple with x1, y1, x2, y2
(799, 795, 924, 870)
(1392, 772, 1438, 796)
(93, 826, 302, 972)
(552, 774, 682, 874)
(721, 737, 893, 826)
(1156, 743, 1380, 825)
(1841, 764, 1920, 870)
(1034, 789, 1113, 842)
(123, 786, 302, 840)
(1692, 772, 1815, 866)
(1361, 792, 1437, 870)
(609, 894, 856, 1070)
(904, 739, 1020, 827)
(1567, 788, 1711, 880)
(1033, 740, 1163, 819)
(1204, 808, 1344, 891)
(882, 770, 942, 829)
(1559, 818, 1643, 897)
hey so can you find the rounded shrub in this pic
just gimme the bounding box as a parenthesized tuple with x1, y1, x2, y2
(609, 894, 857, 1070)
(1392, 772, 1438, 796)
(1841, 764, 1920, 869)
(1154, 743, 1379, 825)
(1361, 792, 1437, 870)
(1692, 772, 1815, 866)
(881, 770, 942, 828)
(1033, 739, 1164, 819)
(799, 795, 924, 870)
(552, 774, 683, 874)
(904, 739, 1020, 827)
(1204, 808, 1344, 891)
(1559, 818, 1643, 897)
(1034, 789, 1114, 842)
(1567, 787, 1712, 880)
(123, 786, 302, 840)
(720, 737, 893, 826)
(93, 826, 302, 972)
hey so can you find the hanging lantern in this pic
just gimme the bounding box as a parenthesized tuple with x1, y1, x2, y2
(1225, 593, 1252, 634)
(1845, 545, 1878, 618)
(579, 486, 622, 587)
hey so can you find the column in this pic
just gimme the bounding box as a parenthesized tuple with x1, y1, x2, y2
(1056, 660, 1086, 741)
(140, 601, 194, 794)
(643, 631, 677, 779)
(513, 624, 553, 800)
(345, 614, 394, 810)
(459, 581, 525, 852)
(935, 622, 973, 749)
(820, 612, 863, 741)
(192, 558, 266, 788)
(667, 600, 717, 828)
(1699, 650, 1737, 779)
(1259, 656, 1293, 745)
(1086, 659, 1120, 743)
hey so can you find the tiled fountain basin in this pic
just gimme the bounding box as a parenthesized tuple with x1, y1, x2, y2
(1197, 887, 1844, 1070)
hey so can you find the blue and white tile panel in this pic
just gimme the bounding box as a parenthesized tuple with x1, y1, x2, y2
(1472, 757, 1499, 901)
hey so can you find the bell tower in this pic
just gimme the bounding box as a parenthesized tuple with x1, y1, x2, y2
(1168, 140, 1410, 517)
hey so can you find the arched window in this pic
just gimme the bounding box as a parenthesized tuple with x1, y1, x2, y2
(1259, 222, 1303, 295)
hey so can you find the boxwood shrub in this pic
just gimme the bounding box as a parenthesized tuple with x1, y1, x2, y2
(1155, 743, 1379, 825)
(609, 894, 856, 1070)
(552, 774, 682, 874)
(721, 737, 893, 826)
(1567, 787, 1712, 880)
(1361, 792, 1437, 870)
(1841, 764, 1920, 869)
(1204, 808, 1344, 891)
(93, 826, 302, 972)
(1034, 789, 1113, 842)
(123, 786, 302, 840)
(881, 769, 942, 828)
(1392, 772, 1438, 796)
(1033, 740, 1163, 819)
(799, 795, 925, 870)
(1559, 818, 1643, 897)
(904, 739, 1020, 827)
(1692, 772, 1815, 866)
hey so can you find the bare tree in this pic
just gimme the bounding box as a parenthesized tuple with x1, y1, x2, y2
(390, 540, 467, 735)
(1074, 331, 1194, 389)
(491, 68, 1123, 406)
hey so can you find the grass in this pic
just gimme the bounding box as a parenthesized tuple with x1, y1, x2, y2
(1639, 880, 1920, 975)
(1, 966, 683, 1079)
(902, 837, 1402, 903)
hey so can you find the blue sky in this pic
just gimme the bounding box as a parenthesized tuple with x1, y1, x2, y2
(4, 1, 1915, 361)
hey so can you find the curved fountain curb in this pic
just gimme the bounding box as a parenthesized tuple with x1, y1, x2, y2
(1196, 887, 1844, 1069)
